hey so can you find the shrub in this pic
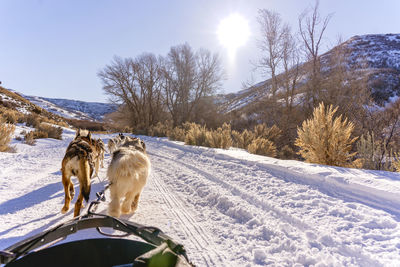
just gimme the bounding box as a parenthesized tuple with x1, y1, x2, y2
(24, 113, 41, 128)
(232, 129, 254, 149)
(393, 153, 400, 172)
(37, 123, 63, 140)
(184, 123, 208, 146)
(148, 122, 171, 137)
(357, 132, 393, 171)
(66, 119, 106, 132)
(33, 130, 48, 139)
(168, 126, 186, 142)
(205, 123, 232, 149)
(247, 137, 277, 157)
(1, 110, 18, 124)
(0, 120, 16, 152)
(254, 124, 282, 144)
(231, 130, 241, 147)
(295, 102, 360, 167)
(24, 131, 36, 145)
(278, 145, 297, 159)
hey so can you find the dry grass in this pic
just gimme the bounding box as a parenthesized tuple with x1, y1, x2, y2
(148, 121, 171, 137)
(247, 137, 277, 157)
(160, 121, 283, 160)
(185, 123, 208, 146)
(23, 123, 63, 144)
(168, 126, 186, 142)
(295, 102, 360, 167)
(232, 129, 254, 149)
(0, 119, 16, 152)
(253, 124, 282, 144)
(66, 118, 106, 132)
(24, 113, 41, 128)
(37, 123, 63, 140)
(205, 123, 232, 149)
(0, 108, 21, 124)
(24, 131, 37, 145)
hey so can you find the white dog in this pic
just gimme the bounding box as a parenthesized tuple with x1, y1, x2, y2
(108, 133, 125, 154)
(107, 137, 150, 218)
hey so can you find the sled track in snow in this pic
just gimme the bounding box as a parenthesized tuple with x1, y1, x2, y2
(148, 150, 312, 233)
(149, 164, 225, 266)
(145, 139, 393, 265)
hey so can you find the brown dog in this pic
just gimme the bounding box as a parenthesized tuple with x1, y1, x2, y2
(61, 129, 95, 217)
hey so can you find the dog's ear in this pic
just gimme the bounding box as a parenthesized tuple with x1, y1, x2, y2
(75, 128, 81, 138)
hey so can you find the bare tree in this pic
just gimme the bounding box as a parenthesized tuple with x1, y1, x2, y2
(298, 0, 332, 108)
(257, 9, 290, 97)
(98, 53, 165, 130)
(256, 9, 303, 146)
(162, 43, 223, 126)
(279, 29, 303, 144)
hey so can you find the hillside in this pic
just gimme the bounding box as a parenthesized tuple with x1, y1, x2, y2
(0, 86, 116, 123)
(0, 86, 67, 124)
(221, 33, 400, 113)
(23, 95, 116, 122)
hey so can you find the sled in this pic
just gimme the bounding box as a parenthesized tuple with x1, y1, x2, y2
(0, 189, 193, 267)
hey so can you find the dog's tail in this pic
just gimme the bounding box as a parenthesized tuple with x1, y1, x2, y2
(79, 158, 91, 202)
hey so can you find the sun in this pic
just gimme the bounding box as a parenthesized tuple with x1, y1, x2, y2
(217, 13, 250, 60)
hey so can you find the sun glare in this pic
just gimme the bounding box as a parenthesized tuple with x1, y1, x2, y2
(217, 13, 250, 61)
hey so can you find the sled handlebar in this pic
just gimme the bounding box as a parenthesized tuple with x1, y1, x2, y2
(0, 213, 187, 265)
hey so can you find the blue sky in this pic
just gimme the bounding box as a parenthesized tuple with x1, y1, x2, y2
(1, 0, 399, 102)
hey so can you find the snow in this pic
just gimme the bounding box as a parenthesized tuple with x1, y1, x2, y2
(2, 127, 400, 266)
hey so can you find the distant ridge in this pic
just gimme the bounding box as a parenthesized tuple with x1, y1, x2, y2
(23, 95, 117, 121)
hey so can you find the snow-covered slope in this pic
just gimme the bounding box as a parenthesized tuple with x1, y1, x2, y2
(23, 95, 116, 121)
(222, 33, 400, 113)
(1, 128, 400, 266)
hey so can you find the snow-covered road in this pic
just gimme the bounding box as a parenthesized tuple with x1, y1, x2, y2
(1, 128, 400, 266)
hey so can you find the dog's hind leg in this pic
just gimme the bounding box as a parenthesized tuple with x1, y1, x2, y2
(74, 192, 84, 217)
(69, 182, 75, 199)
(108, 185, 122, 218)
(121, 191, 135, 214)
(74, 160, 91, 217)
(61, 169, 72, 214)
(131, 192, 141, 213)
(94, 157, 100, 177)
(100, 153, 104, 168)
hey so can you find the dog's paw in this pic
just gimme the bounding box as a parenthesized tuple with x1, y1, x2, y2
(108, 208, 121, 218)
(121, 205, 131, 214)
(131, 201, 138, 211)
(61, 206, 69, 214)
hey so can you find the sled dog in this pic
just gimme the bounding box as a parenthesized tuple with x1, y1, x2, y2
(107, 137, 150, 218)
(92, 138, 106, 177)
(61, 129, 95, 217)
(108, 133, 126, 154)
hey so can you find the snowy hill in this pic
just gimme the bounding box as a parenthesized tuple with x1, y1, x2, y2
(23, 95, 116, 121)
(222, 33, 400, 113)
(1, 127, 400, 265)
